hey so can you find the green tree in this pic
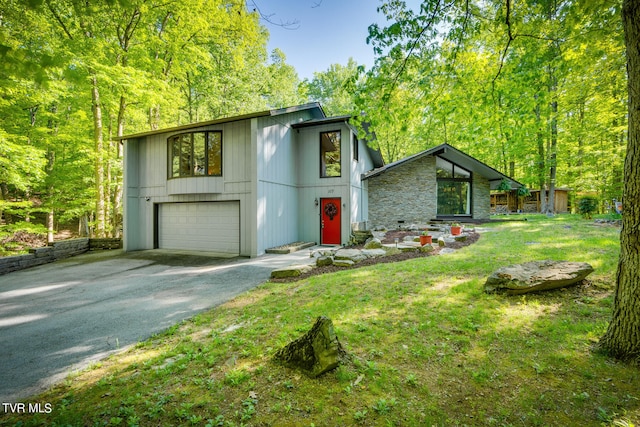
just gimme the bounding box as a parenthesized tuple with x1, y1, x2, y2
(362, 0, 624, 209)
(1, 0, 294, 240)
(302, 58, 363, 116)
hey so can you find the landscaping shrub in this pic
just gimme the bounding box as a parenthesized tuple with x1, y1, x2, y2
(578, 196, 598, 219)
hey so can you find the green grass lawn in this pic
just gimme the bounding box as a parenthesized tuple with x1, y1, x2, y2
(2, 215, 638, 427)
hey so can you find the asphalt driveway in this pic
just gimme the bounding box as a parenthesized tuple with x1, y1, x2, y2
(0, 248, 313, 402)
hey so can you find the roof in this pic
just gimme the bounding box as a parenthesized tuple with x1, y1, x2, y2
(114, 102, 326, 141)
(292, 115, 384, 168)
(362, 143, 524, 190)
(290, 115, 352, 129)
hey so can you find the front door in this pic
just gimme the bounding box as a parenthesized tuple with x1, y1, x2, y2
(321, 198, 341, 245)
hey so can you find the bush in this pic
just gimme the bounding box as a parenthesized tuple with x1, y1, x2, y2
(578, 197, 598, 219)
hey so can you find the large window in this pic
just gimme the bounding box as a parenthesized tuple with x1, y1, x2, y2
(320, 130, 341, 177)
(169, 131, 222, 178)
(436, 157, 471, 216)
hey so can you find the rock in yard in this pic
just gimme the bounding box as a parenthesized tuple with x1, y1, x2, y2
(273, 316, 347, 378)
(270, 264, 313, 279)
(361, 248, 387, 258)
(418, 244, 434, 253)
(316, 256, 333, 267)
(484, 260, 594, 295)
(334, 249, 367, 262)
(352, 230, 373, 245)
(364, 237, 383, 249)
(334, 259, 355, 267)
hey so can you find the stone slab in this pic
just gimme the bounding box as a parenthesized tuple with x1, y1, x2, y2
(485, 260, 594, 295)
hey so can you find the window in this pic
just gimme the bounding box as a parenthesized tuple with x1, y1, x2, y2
(352, 134, 359, 162)
(320, 130, 341, 177)
(436, 157, 472, 216)
(168, 131, 222, 178)
(437, 181, 471, 215)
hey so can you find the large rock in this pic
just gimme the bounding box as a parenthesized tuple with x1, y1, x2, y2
(485, 260, 594, 295)
(270, 264, 313, 279)
(316, 256, 334, 267)
(334, 259, 355, 267)
(273, 316, 347, 377)
(364, 237, 383, 249)
(361, 248, 387, 258)
(334, 249, 367, 263)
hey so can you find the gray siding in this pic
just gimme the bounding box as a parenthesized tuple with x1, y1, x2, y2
(349, 136, 373, 230)
(123, 106, 375, 255)
(295, 123, 352, 245)
(123, 120, 254, 255)
(255, 113, 307, 254)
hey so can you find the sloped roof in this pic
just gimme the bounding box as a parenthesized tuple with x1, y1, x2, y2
(292, 115, 384, 168)
(363, 143, 523, 190)
(114, 102, 326, 141)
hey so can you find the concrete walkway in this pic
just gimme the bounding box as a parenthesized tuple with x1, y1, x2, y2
(0, 248, 315, 403)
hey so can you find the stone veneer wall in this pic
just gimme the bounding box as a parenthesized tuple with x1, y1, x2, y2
(367, 155, 493, 227)
(367, 156, 437, 228)
(472, 174, 491, 220)
(0, 238, 122, 275)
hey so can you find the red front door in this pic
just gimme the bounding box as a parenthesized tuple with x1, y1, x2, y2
(321, 198, 341, 245)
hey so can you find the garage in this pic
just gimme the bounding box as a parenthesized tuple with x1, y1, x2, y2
(157, 202, 240, 254)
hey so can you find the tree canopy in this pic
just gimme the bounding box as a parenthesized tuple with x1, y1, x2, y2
(0, 0, 627, 236)
(0, 0, 302, 237)
(352, 0, 626, 213)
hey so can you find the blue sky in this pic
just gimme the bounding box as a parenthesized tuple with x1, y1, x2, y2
(254, 0, 399, 81)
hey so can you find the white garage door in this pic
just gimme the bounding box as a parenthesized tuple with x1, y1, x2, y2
(158, 202, 240, 254)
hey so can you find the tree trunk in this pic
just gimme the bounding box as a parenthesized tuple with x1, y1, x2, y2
(535, 94, 547, 213)
(598, 0, 640, 362)
(91, 75, 106, 237)
(112, 95, 126, 238)
(546, 65, 558, 215)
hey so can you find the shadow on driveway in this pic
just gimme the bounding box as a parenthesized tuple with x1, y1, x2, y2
(0, 248, 312, 403)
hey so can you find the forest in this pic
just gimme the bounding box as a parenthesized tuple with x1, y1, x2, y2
(0, 0, 627, 245)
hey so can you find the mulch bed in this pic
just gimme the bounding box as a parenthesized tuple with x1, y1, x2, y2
(271, 231, 480, 283)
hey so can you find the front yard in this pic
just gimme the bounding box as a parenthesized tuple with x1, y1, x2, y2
(1, 215, 638, 427)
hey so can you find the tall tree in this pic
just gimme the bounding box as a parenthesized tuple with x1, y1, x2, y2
(597, 0, 640, 362)
(1, 0, 292, 239)
(362, 0, 624, 207)
(302, 58, 363, 116)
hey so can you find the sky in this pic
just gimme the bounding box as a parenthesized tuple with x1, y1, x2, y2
(254, 0, 399, 81)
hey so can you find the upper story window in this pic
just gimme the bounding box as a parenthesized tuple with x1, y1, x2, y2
(320, 130, 341, 177)
(168, 131, 222, 178)
(352, 134, 359, 162)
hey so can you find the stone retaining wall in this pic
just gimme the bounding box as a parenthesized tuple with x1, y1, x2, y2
(0, 238, 121, 275)
(89, 238, 123, 250)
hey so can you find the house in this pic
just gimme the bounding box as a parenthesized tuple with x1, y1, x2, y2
(119, 103, 383, 257)
(362, 143, 523, 227)
(119, 104, 522, 256)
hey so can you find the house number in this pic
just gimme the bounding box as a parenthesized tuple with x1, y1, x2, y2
(328, 189, 334, 194)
